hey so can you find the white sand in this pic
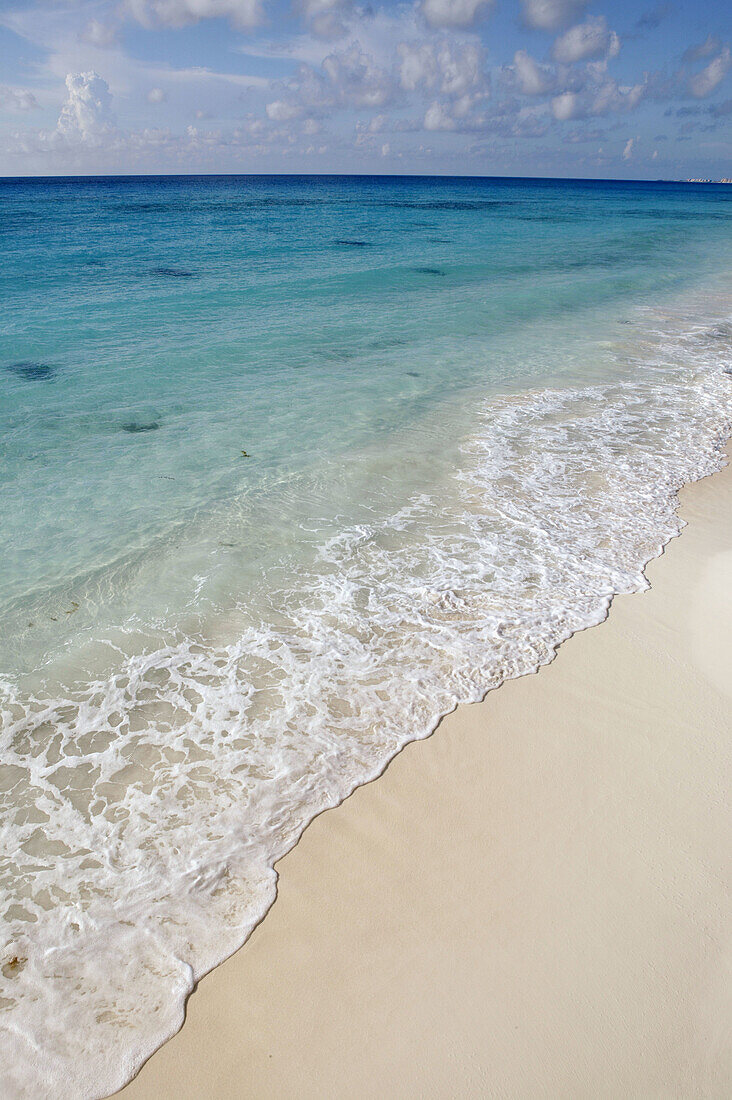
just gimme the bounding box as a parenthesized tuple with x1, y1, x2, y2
(121, 462, 732, 1098)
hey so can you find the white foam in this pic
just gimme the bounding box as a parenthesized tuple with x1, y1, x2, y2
(0, 305, 731, 1098)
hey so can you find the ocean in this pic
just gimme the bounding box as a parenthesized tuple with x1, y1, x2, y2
(1, 174, 731, 1097)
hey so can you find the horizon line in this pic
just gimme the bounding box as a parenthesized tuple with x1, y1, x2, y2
(0, 170, 724, 185)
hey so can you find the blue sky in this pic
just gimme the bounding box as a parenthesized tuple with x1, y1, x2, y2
(0, 0, 730, 177)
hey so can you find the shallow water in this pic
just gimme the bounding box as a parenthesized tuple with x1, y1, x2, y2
(1, 175, 731, 1097)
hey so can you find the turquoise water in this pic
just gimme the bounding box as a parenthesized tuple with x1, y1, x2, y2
(1, 175, 731, 1097)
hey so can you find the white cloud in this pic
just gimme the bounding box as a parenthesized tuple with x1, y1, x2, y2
(438, 43, 484, 96)
(419, 0, 494, 31)
(424, 100, 457, 129)
(682, 36, 721, 64)
(551, 91, 579, 120)
(321, 45, 394, 107)
(125, 0, 265, 30)
(381, 141, 390, 155)
(511, 50, 556, 95)
(549, 61, 646, 121)
(552, 17, 620, 65)
(688, 46, 731, 98)
(147, 87, 166, 103)
(622, 136, 635, 159)
(265, 43, 395, 122)
(56, 72, 115, 143)
(296, 0, 350, 40)
(0, 86, 40, 111)
(398, 40, 487, 99)
(399, 43, 436, 91)
(80, 19, 118, 48)
(590, 72, 645, 115)
(266, 98, 303, 120)
(520, 0, 587, 33)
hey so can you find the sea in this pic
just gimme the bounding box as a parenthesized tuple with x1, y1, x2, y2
(1, 174, 731, 1097)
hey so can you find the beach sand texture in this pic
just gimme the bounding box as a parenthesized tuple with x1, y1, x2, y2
(122, 460, 732, 1099)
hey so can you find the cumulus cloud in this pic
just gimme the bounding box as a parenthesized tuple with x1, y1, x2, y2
(266, 98, 303, 120)
(56, 72, 116, 143)
(552, 16, 620, 65)
(510, 49, 556, 95)
(682, 35, 721, 64)
(80, 18, 118, 47)
(520, 0, 587, 33)
(622, 136, 635, 159)
(125, 0, 264, 29)
(550, 66, 646, 121)
(265, 44, 395, 122)
(0, 86, 39, 111)
(551, 90, 579, 120)
(296, 0, 350, 39)
(687, 46, 731, 98)
(424, 100, 457, 129)
(590, 71, 645, 114)
(321, 45, 394, 107)
(420, 0, 494, 31)
(467, 99, 549, 138)
(147, 87, 166, 104)
(398, 40, 487, 99)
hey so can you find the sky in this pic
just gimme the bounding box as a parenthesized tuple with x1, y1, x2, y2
(0, 0, 730, 177)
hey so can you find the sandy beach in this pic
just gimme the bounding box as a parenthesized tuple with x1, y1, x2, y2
(120, 459, 732, 1098)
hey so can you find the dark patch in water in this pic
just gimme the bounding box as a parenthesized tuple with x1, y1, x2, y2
(334, 239, 370, 248)
(321, 348, 356, 361)
(374, 200, 510, 212)
(122, 421, 160, 434)
(515, 213, 576, 223)
(412, 266, 446, 276)
(6, 361, 56, 381)
(708, 323, 732, 341)
(115, 198, 333, 215)
(369, 336, 408, 350)
(405, 370, 421, 377)
(152, 267, 196, 279)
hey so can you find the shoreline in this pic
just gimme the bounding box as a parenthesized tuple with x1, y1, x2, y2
(120, 456, 732, 1098)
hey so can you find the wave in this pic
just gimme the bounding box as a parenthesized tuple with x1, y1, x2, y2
(0, 306, 731, 1097)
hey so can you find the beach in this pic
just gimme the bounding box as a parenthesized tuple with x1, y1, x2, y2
(3, 175, 731, 1098)
(4, 0, 732, 1082)
(121, 456, 732, 1097)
